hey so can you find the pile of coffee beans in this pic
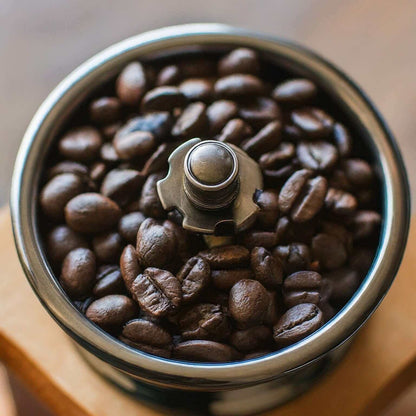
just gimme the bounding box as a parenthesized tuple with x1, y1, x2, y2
(39, 47, 381, 363)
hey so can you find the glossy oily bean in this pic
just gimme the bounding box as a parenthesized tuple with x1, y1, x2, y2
(116, 62, 147, 105)
(291, 107, 333, 139)
(120, 245, 141, 292)
(173, 340, 239, 363)
(215, 74, 264, 98)
(211, 269, 253, 291)
(113, 131, 156, 160)
(272, 79, 317, 106)
(139, 173, 166, 218)
(171, 102, 207, 138)
(141, 86, 186, 112)
(122, 319, 172, 347)
(93, 266, 125, 298)
(254, 189, 280, 228)
(156, 65, 181, 86)
(239, 97, 281, 129)
(251, 247, 283, 289)
(92, 232, 123, 264)
(206, 100, 238, 134)
(241, 121, 282, 157)
(199, 245, 250, 269)
(177, 256, 210, 302)
(58, 127, 102, 162)
(282, 271, 322, 308)
(218, 48, 260, 76)
(118, 211, 146, 244)
(230, 326, 272, 353)
(89, 97, 121, 125)
(297, 141, 338, 172)
(217, 118, 253, 145)
(178, 78, 214, 102)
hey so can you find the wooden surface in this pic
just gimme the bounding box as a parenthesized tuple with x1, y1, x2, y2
(0, 207, 414, 416)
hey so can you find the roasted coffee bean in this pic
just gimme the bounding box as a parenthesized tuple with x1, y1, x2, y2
(132, 267, 181, 317)
(273, 243, 310, 274)
(279, 170, 328, 223)
(199, 245, 249, 269)
(141, 86, 186, 112)
(254, 189, 280, 228)
(177, 256, 210, 302)
(139, 172, 165, 218)
(203, 235, 235, 249)
(215, 74, 264, 98)
(325, 187, 357, 215)
(291, 107, 333, 139)
(113, 131, 156, 160)
(272, 79, 317, 106)
(100, 142, 121, 164)
(118, 211, 146, 244)
(171, 102, 207, 137)
(93, 266, 125, 298)
(351, 210, 381, 240)
(92, 232, 123, 264)
(47, 225, 89, 265)
(120, 245, 141, 292)
(40, 173, 85, 221)
(122, 319, 171, 346)
(273, 303, 323, 347)
(282, 271, 322, 308)
(239, 97, 281, 129)
(178, 78, 214, 102)
(74, 297, 93, 315)
(90, 162, 107, 183)
(264, 290, 280, 326)
(217, 118, 253, 145)
(47, 161, 89, 180)
(259, 142, 296, 170)
(212, 269, 253, 291)
(230, 325, 272, 353)
(120, 335, 172, 358)
(342, 159, 374, 188)
(200, 287, 229, 308)
(275, 216, 317, 245)
(206, 100, 238, 134)
(312, 233, 347, 270)
(173, 340, 239, 363)
(349, 247, 375, 274)
(297, 141, 338, 172)
(324, 267, 360, 306)
(180, 58, 216, 78)
(60, 248, 96, 299)
(89, 97, 121, 125)
(283, 123, 305, 142)
(178, 303, 230, 341)
(65, 193, 122, 234)
(101, 122, 122, 141)
(100, 169, 144, 206)
(117, 112, 173, 141)
(332, 123, 352, 158)
(241, 121, 282, 157)
(163, 220, 190, 266)
(241, 229, 277, 249)
(263, 164, 298, 184)
(141, 143, 175, 176)
(156, 65, 181, 86)
(229, 279, 269, 326)
(58, 126, 102, 162)
(86, 295, 138, 331)
(218, 48, 260, 76)
(251, 247, 283, 288)
(116, 62, 147, 105)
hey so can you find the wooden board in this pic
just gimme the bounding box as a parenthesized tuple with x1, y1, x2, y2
(0, 207, 415, 416)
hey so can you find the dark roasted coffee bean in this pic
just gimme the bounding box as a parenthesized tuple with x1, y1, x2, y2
(229, 279, 268, 326)
(263, 163, 298, 184)
(60, 248, 96, 299)
(163, 220, 190, 265)
(350, 210, 381, 240)
(120, 245, 141, 292)
(200, 287, 229, 307)
(101, 122, 122, 141)
(254, 189, 279, 229)
(264, 290, 280, 326)
(173, 340, 239, 363)
(116, 62, 147, 105)
(90, 162, 107, 183)
(58, 126, 102, 162)
(349, 247, 375, 274)
(273, 243, 310, 274)
(117, 112, 173, 141)
(312, 233, 347, 270)
(40, 173, 85, 221)
(275, 216, 317, 245)
(141, 86, 186, 112)
(259, 142, 296, 170)
(132, 267, 181, 317)
(171, 102, 207, 137)
(230, 325, 272, 353)
(283, 123, 305, 142)
(177, 256, 210, 302)
(156, 65, 181, 86)
(141, 143, 175, 176)
(178, 78, 214, 102)
(92, 232, 123, 264)
(122, 318, 172, 346)
(324, 267, 360, 306)
(118, 211, 146, 244)
(283, 271, 322, 308)
(120, 335, 172, 358)
(272, 79, 317, 106)
(47, 161, 89, 180)
(86, 295, 138, 331)
(217, 118, 253, 145)
(241, 121, 282, 157)
(113, 131, 156, 160)
(321, 221, 353, 252)
(199, 245, 250, 269)
(139, 172, 165, 218)
(93, 266, 125, 298)
(89, 97, 121, 125)
(241, 230, 277, 249)
(218, 48, 260, 76)
(65, 193, 122, 234)
(74, 297, 93, 315)
(239, 97, 281, 129)
(332, 123, 352, 157)
(251, 247, 283, 288)
(47, 225, 89, 265)
(211, 269, 253, 291)
(178, 303, 230, 341)
(100, 169, 144, 206)
(273, 303, 323, 347)
(100, 142, 121, 164)
(291, 107, 333, 139)
(342, 159, 374, 188)
(297, 141, 338, 172)
(215, 74, 264, 98)
(325, 187, 357, 215)
(206, 100, 238, 134)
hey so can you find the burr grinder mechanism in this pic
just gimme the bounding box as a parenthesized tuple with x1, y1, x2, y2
(157, 139, 263, 235)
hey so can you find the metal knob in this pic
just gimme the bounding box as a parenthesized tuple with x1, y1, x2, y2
(157, 138, 263, 235)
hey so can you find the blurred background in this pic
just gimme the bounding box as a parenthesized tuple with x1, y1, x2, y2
(0, 0, 415, 414)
